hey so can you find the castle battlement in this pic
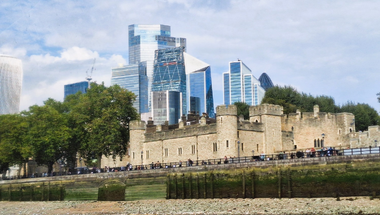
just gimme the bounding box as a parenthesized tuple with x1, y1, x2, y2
(249, 103, 283, 117)
(129, 120, 146, 130)
(145, 123, 217, 142)
(216, 105, 237, 116)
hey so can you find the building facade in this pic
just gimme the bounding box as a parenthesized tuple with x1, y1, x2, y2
(111, 62, 149, 113)
(223, 60, 265, 106)
(0, 55, 23, 115)
(64, 81, 89, 99)
(107, 104, 357, 167)
(128, 24, 186, 112)
(151, 90, 182, 125)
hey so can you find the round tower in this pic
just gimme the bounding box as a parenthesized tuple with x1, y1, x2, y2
(216, 105, 238, 158)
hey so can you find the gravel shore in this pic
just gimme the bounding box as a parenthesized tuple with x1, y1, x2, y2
(0, 197, 379, 214)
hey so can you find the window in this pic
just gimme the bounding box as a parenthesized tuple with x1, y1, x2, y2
(321, 139, 324, 147)
(314, 139, 316, 147)
(257, 144, 259, 152)
(191, 145, 196, 155)
(317, 139, 320, 147)
(213, 142, 217, 152)
(294, 145, 297, 150)
(146, 150, 149, 159)
(226, 140, 229, 148)
(241, 143, 244, 151)
(133, 152, 135, 159)
(165, 148, 168, 157)
(237, 131, 239, 138)
(178, 148, 183, 155)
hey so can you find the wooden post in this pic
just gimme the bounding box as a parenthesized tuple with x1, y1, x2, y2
(203, 174, 207, 198)
(251, 171, 255, 199)
(167, 175, 171, 199)
(242, 171, 246, 198)
(210, 173, 214, 199)
(174, 175, 178, 199)
(31, 185, 34, 201)
(197, 174, 200, 199)
(278, 169, 282, 199)
(182, 174, 185, 199)
(287, 169, 292, 198)
(8, 184, 11, 201)
(189, 174, 192, 199)
(47, 181, 50, 201)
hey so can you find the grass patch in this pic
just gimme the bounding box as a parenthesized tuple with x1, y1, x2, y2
(125, 184, 166, 201)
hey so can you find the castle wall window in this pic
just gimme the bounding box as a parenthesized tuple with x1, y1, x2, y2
(133, 152, 135, 159)
(317, 139, 320, 147)
(178, 148, 183, 155)
(146, 150, 149, 159)
(241, 143, 244, 151)
(164, 148, 168, 157)
(237, 131, 239, 138)
(191, 145, 196, 155)
(213, 142, 217, 152)
(226, 140, 229, 148)
(257, 144, 259, 152)
(314, 139, 316, 148)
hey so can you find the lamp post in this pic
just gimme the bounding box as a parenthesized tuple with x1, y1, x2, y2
(375, 140, 378, 147)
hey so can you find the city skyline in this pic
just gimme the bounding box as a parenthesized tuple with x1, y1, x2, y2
(1, 1, 380, 112)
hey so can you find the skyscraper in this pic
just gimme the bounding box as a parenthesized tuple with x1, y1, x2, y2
(0, 55, 23, 115)
(223, 60, 265, 106)
(152, 47, 215, 124)
(128, 24, 186, 111)
(64, 81, 89, 99)
(184, 52, 215, 118)
(111, 62, 148, 114)
(151, 91, 182, 125)
(258, 73, 274, 90)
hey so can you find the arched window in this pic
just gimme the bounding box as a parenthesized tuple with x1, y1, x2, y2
(291, 126, 294, 131)
(317, 139, 320, 147)
(314, 139, 316, 147)
(321, 139, 324, 147)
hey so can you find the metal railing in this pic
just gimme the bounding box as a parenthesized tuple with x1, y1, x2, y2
(2, 146, 380, 180)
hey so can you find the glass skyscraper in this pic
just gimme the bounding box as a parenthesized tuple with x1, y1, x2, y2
(184, 52, 214, 118)
(151, 91, 182, 125)
(64, 81, 89, 99)
(151, 47, 215, 124)
(258, 72, 274, 90)
(111, 62, 148, 113)
(223, 60, 265, 106)
(0, 55, 23, 115)
(128, 24, 186, 112)
(152, 47, 187, 115)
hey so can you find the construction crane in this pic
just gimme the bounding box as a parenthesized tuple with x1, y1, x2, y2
(86, 58, 96, 89)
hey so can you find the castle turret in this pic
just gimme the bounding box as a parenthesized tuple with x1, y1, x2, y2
(250, 104, 283, 154)
(129, 120, 146, 165)
(216, 105, 238, 158)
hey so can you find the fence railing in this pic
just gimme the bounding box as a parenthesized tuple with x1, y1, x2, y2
(2, 146, 380, 180)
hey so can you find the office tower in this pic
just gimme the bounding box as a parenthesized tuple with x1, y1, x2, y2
(258, 73, 274, 90)
(0, 55, 23, 115)
(128, 24, 186, 111)
(64, 81, 88, 99)
(152, 47, 187, 116)
(223, 60, 265, 106)
(151, 91, 182, 125)
(111, 62, 148, 114)
(151, 47, 215, 124)
(184, 53, 215, 118)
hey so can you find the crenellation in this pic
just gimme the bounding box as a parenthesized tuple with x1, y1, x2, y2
(249, 103, 283, 117)
(237, 121, 264, 131)
(216, 104, 237, 116)
(129, 120, 146, 130)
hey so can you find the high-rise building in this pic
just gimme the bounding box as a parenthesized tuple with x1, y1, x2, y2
(258, 73, 274, 90)
(64, 81, 88, 99)
(184, 53, 215, 118)
(152, 47, 187, 115)
(128, 24, 186, 111)
(0, 55, 23, 115)
(111, 62, 148, 114)
(223, 60, 265, 106)
(152, 47, 215, 124)
(151, 91, 182, 125)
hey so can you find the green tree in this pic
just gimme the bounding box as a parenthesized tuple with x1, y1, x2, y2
(261, 86, 301, 114)
(23, 105, 71, 174)
(234, 102, 250, 119)
(340, 102, 380, 131)
(70, 83, 139, 165)
(0, 114, 31, 177)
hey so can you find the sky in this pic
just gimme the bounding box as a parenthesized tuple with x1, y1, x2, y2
(1, 0, 380, 112)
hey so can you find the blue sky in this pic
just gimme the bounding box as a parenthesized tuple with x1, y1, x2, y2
(1, 0, 380, 112)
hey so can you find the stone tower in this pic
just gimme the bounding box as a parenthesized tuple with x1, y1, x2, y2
(250, 104, 283, 154)
(128, 120, 146, 165)
(216, 105, 238, 158)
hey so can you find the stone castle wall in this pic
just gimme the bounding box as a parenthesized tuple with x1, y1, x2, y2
(350, 125, 380, 148)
